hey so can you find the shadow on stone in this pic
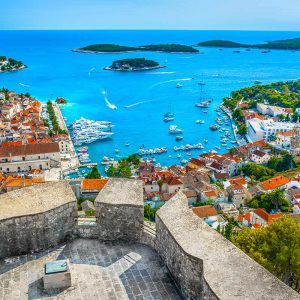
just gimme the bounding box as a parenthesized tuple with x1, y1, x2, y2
(28, 278, 69, 299)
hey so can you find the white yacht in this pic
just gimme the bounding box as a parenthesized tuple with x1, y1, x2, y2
(169, 125, 183, 134)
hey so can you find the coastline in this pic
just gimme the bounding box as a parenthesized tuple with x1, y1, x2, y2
(0, 65, 27, 73)
(103, 65, 166, 71)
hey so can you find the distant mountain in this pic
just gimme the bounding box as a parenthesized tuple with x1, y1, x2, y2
(198, 38, 300, 50)
(72, 43, 199, 53)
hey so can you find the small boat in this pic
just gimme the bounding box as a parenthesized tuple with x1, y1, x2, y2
(203, 110, 208, 113)
(204, 139, 208, 143)
(125, 142, 130, 147)
(176, 83, 183, 88)
(181, 159, 188, 165)
(209, 124, 219, 131)
(215, 146, 221, 150)
(186, 152, 191, 156)
(198, 81, 206, 85)
(196, 120, 205, 124)
(115, 148, 119, 153)
(233, 50, 241, 53)
(177, 153, 181, 158)
(254, 80, 262, 84)
(176, 136, 184, 141)
(164, 116, 174, 122)
(169, 125, 183, 134)
(231, 140, 237, 144)
(195, 101, 209, 108)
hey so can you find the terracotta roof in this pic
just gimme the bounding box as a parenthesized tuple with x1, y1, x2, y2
(252, 223, 261, 229)
(229, 177, 247, 186)
(252, 150, 268, 158)
(182, 189, 197, 198)
(164, 176, 183, 186)
(259, 176, 289, 191)
(81, 179, 109, 191)
(0, 142, 60, 157)
(189, 158, 205, 167)
(210, 161, 223, 170)
(192, 205, 218, 218)
(254, 208, 283, 223)
(204, 190, 218, 197)
(278, 131, 295, 137)
(156, 170, 172, 178)
(214, 172, 230, 180)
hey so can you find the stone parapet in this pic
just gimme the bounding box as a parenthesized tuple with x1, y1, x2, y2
(155, 191, 299, 300)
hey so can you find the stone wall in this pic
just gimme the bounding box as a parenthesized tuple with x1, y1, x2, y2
(0, 182, 77, 259)
(156, 191, 300, 300)
(94, 178, 144, 241)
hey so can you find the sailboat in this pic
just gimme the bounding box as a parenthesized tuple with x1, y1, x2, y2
(195, 81, 213, 108)
(163, 102, 174, 122)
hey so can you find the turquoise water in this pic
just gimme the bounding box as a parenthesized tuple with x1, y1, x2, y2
(1, 30, 300, 168)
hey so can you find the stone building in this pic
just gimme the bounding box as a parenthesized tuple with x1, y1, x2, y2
(290, 121, 300, 156)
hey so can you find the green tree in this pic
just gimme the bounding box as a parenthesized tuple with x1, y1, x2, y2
(231, 217, 300, 291)
(237, 123, 247, 135)
(85, 166, 101, 179)
(157, 179, 164, 192)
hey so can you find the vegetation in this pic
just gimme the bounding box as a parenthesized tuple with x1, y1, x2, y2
(144, 204, 162, 222)
(108, 58, 160, 71)
(193, 199, 214, 207)
(231, 217, 300, 292)
(241, 163, 275, 181)
(55, 97, 67, 104)
(78, 43, 199, 53)
(46, 101, 67, 135)
(0, 56, 25, 72)
(267, 152, 295, 172)
(85, 166, 101, 179)
(223, 80, 300, 111)
(198, 37, 300, 50)
(248, 189, 290, 212)
(106, 154, 140, 178)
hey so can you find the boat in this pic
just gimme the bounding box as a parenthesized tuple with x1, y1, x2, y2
(254, 80, 262, 84)
(164, 116, 174, 122)
(195, 101, 209, 108)
(204, 139, 208, 143)
(196, 120, 205, 124)
(115, 147, 119, 153)
(233, 50, 241, 53)
(215, 146, 221, 150)
(177, 153, 181, 158)
(125, 142, 130, 147)
(176, 136, 184, 141)
(186, 152, 191, 156)
(203, 110, 208, 113)
(209, 124, 219, 131)
(169, 125, 183, 134)
(181, 159, 188, 165)
(231, 140, 237, 144)
(176, 83, 183, 88)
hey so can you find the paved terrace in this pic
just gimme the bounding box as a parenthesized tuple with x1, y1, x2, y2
(0, 239, 182, 300)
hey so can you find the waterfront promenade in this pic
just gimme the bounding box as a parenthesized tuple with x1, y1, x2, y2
(52, 102, 79, 172)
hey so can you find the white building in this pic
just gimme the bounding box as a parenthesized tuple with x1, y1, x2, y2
(0, 142, 60, 173)
(251, 150, 270, 164)
(247, 118, 295, 142)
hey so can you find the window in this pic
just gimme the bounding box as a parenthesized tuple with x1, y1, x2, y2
(22, 157, 25, 161)
(39, 164, 42, 170)
(29, 166, 31, 171)
(38, 156, 40, 159)
(17, 167, 20, 172)
(6, 168, 9, 172)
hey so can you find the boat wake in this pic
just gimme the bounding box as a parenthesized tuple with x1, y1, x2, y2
(124, 100, 151, 109)
(102, 90, 117, 110)
(19, 82, 30, 87)
(150, 77, 193, 89)
(88, 67, 96, 76)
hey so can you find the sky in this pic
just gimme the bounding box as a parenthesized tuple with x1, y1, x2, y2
(1, 0, 300, 30)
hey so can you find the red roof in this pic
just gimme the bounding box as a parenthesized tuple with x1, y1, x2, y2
(259, 176, 289, 191)
(192, 205, 218, 218)
(254, 208, 283, 223)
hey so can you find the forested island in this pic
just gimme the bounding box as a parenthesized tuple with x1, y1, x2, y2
(198, 37, 300, 50)
(104, 58, 164, 71)
(223, 80, 300, 110)
(0, 56, 26, 72)
(73, 43, 199, 53)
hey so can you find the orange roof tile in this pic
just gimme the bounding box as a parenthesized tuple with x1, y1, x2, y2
(254, 208, 283, 223)
(82, 179, 109, 190)
(259, 176, 289, 191)
(192, 205, 218, 218)
(229, 177, 247, 186)
(204, 190, 218, 197)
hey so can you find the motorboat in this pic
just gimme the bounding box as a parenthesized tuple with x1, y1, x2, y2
(176, 83, 183, 88)
(195, 101, 209, 108)
(196, 120, 205, 124)
(125, 142, 130, 147)
(164, 116, 174, 122)
(176, 136, 184, 141)
(204, 139, 208, 143)
(169, 125, 183, 134)
(209, 124, 219, 131)
(254, 80, 262, 84)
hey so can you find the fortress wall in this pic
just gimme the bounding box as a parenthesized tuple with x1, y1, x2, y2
(155, 191, 299, 300)
(94, 178, 144, 241)
(0, 182, 77, 259)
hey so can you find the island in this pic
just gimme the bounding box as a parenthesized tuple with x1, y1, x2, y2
(197, 37, 300, 50)
(72, 43, 199, 53)
(0, 56, 26, 72)
(55, 97, 67, 104)
(104, 58, 165, 71)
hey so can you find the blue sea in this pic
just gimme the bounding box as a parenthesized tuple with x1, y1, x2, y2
(1, 30, 300, 169)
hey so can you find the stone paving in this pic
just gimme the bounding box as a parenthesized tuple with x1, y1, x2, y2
(0, 239, 182, 300)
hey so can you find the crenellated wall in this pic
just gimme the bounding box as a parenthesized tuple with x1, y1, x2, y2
(0, 182, 76, 259)
(0, 179, 299, 300)
(155, 191, 299, 300)
(94, 178, 144, 241)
